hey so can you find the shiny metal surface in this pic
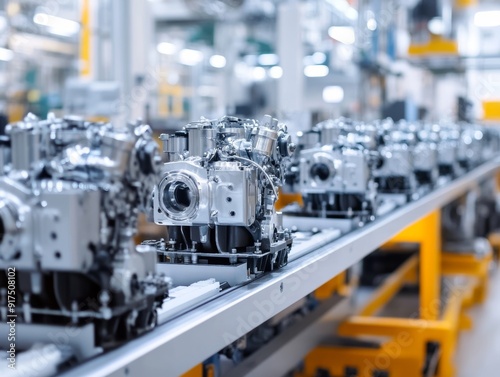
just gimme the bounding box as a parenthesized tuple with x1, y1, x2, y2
(61, 157, 500, 377)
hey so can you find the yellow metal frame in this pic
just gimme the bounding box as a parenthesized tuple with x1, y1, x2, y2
(181, 364, 203, 377)
(442, 251, 492, 305)
(488, 232, 500, 262)
(79, 0, 91, 77)
(482, 101, 500, 121)
(408, 36, 459, 57)
(297, 211, 487, 377)
(455, 0, 478, 8)
(276, 189, 303, 211)
(315, 270, 356, 300)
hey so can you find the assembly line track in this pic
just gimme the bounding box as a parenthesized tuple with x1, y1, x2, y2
(62, 157, 500, 377)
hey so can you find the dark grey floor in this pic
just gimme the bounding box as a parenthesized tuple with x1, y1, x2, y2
(455, 268, 500, 377)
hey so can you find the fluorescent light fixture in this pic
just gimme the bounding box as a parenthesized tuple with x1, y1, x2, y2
(367, 18, 377, 31)
(269, 66, 283, 79)
(157, 42, 177, 55)
(474, 10, 500, 27)
(328, 26, 355, 45)
(428, 17, 444, 35)
(209, 54, 226, 68)
(323, 86, 344, 103)
(252, 66, 266, 81)
(178, 49, 203, 66)
(33, 13, 80, 36)
(326, 0, 358, 20)
(258, 53, 279, 66)
(304, 65, 329, 78)
(346, 8, 358, 20)
(0, 47, 13, 61)
(312, 52, 326, 64)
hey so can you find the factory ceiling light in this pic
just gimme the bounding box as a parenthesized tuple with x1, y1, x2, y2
(326, 0, 358, 20)
(0, 47, 14, 61)
(178, 49, 204, 66)
(428, 17, 445, 35)
(33, 13, 80, 37)
(304, 65, 329, 77)
(323, 86, 344, 103)
(209, 54, 226, 68)
(252, 66, 266, 81)
(328, 26, 355, 45)
(258, 54, 279, 66)
(474, 10, 500, 28)
(269, 66, 283, 79)
(157, 42, 177, 55)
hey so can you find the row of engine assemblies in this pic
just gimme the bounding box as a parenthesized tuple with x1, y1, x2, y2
(375, 119, 419, 194)
(0, 114, 170, 355)
(285, 117, 500, 220)
(291, 118, 378, 221)
(151, 115, 295, 272)
(364, 119, 498, 195)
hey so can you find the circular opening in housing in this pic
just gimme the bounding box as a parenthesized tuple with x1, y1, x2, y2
(165, 182, 193, 212)
(159, 172, 200, 221)
(310, 163, 330, 181)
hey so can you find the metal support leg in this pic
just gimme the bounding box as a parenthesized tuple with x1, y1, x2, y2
(388, 211, 441, 320)
(298, 211, 486, 377)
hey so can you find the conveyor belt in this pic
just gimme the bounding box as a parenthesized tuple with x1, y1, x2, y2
(61, 157, 500, 377)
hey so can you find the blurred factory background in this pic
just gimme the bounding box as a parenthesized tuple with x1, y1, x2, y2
(2, 2, 500, 377)
(0, 0, 499, 136)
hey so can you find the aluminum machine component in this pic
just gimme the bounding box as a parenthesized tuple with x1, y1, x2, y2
(283, 118, 351, 194)
(456, 124, 483, 170)
(435, 123, 462, 178)
(291, 118, 378, 221)
(149, 115, 294, 284)
(481, 126, 500, 163)
(413, 126, 439, 186)
(374, 123, 417, 197)
(0, 114, 170, 360)
(441, 190, 492, 256)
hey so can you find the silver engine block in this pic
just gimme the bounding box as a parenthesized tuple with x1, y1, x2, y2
(0, 114, 170, 357)
(374, 121, 418, 195)
(295, 118, 378, 220)
(149, 115, 294, 276)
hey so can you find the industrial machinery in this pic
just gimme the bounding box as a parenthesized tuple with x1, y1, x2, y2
(457, 123, 484, 170)
(0, 114, 170, 360)
(413, 125, 439, 186)
(16, 110, 498, 377)
(149, 115, 294, 285)
(294, 118, 379, 221)
(442, 177, 499, 254)
(435, 122, 462, 178)
(374, 121, 417, 197)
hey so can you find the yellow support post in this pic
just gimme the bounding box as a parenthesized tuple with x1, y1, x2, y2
(181, 364, 203, 377)
(79, 0, 91, 77)
(297, 278, 477, 377)
(387, 210, 441, 320)
(297, 210, 488, 377)
(488, 232, 500, 262)
(275, 189, 303, 211)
